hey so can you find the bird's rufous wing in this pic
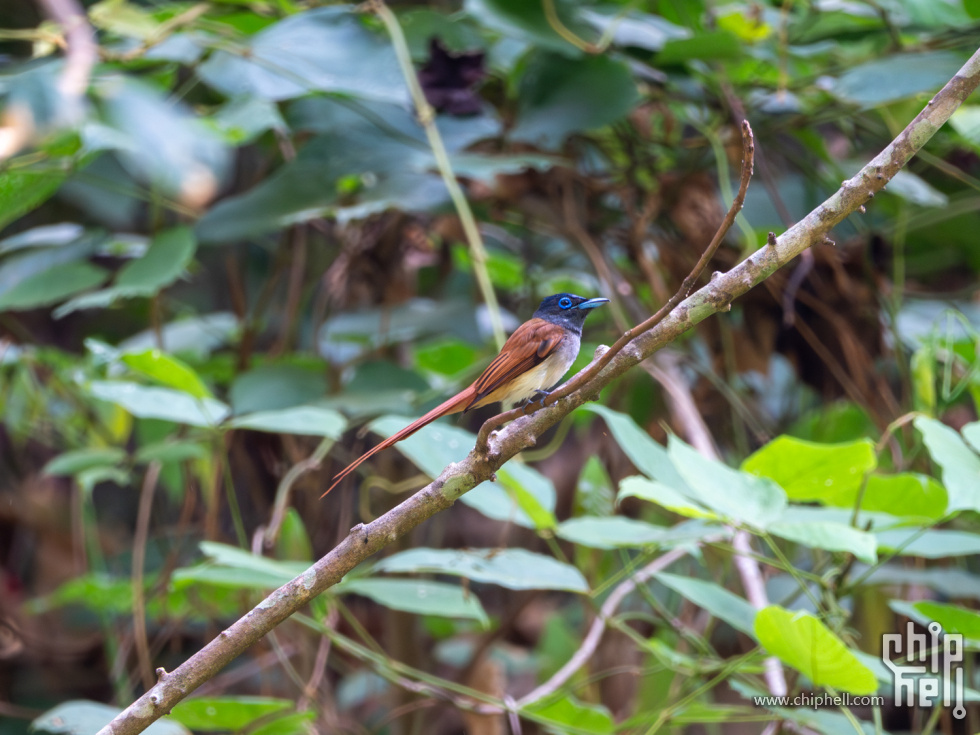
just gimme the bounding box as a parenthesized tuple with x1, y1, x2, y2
(465, 317, 565, 411)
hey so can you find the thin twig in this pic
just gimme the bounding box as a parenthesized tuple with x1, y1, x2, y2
(476, 120, 756, 450)
(132, 462, 162, 693)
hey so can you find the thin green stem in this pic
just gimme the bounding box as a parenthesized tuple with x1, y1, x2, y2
(372, 0, 506, 349)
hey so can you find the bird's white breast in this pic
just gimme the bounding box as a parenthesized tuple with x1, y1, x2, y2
(495, 332, 581, 406)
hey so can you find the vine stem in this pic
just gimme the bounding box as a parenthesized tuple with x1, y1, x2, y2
(370, 0, 506, 349)
(98, 44, 980, 735)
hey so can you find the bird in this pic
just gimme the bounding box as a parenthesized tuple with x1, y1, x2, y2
(322, 293, 609, 496)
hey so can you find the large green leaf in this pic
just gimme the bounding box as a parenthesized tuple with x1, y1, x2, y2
(656, 572, 756, 637)
(833, 50, 966, 108)
(581, 405, 684, 486)
(915, 416, 980, 512)
(122, 349, 212, 398)
(768, 520, 878, 564)
(522, 695, 614, 735)
(34, 701, 188, 735)
(669, 436, 787, 528)
(465, 0, 592, 54)
(556, 517, 720, 550)
(0, 261, 108, 311)
(56, 227, 198, 316)
(855, 473, 948, 520)
(374, 548, 588, 592)
(43, 448, 127, 477)
(0, 166, 67, 232)
(170, 697, 292, 732)
(754, 606, 878, 695)
(230, 406, 346, 438)
(617, 475, 716, 519)
(89, 381, 230, 427)
(876, 528, 980, 558)
(891, 600, 980, 641)
(741, 435, 876, 503)
(510, 52, 638, 148)
(337, 578, 488, 625)
(198, 7, 408, 103)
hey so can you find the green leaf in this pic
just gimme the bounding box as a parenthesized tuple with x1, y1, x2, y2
(33, 701, 189, 735)
(122, 349, 212, 399)
(876, 528, 980, 558)
(768, 521, 878, 564)
(893, 600, 980, 640)
(119, 312, 238, 358)
(230, 406, 346, 438)
(522, 695, 614, 734)
(833, 51, 966, 108)
(754, 606, 878, 695)
(465, 0, 592, 54)
(56, 227, 198, 315)
(172, 542, 307, 589)
(198, 7, 408, 103)
(0, 261, 108, 311)
(338, 578, 488, 625)
(618, 475, 717, 519)
(135, 440, 208, 464)
(915, 416, 980, 512)
(580, 8, 690, 52)
(89, 380, 230, 427)
(741, 435, 876, 503)
(414, 338, 479, 377)
(656, 572, 756, 637)
(581, 405, 684, 486)
(963, 421, 980, 454)
(855, 473, 948, 520)
(556, 517, 720, 550)
(374, 548, 588, 592)
(43, 448, 127, 476)
(170, 697, 292, 731)
(655, 30, 742, 64)
(669, 436, 787, 528)
(511, 52, 638, 148)
(89, 0, 160, 40)
(230, 363, 328, 414)
(0, 166, 67, 231)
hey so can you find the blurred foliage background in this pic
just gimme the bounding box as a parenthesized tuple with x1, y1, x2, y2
(3, 0, 980, 733)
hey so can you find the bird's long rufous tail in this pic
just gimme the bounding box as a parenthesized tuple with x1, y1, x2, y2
(321, 387, 477, 497)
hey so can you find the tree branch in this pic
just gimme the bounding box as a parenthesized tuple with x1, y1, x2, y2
(98, 46, 980, 735)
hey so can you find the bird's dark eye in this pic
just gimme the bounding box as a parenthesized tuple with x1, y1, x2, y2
(559, 297, 572, 309)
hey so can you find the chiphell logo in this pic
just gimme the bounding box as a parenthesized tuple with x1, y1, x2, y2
(883, 621, 966, 719)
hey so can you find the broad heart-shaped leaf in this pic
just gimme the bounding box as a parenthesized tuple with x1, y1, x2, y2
(556, 517, 722, 550)
(373, 548, 587, 593)
(198, 7, 407, 104)
(833, 50, 966, 108)
(363, 415, 556, 529)
(33, 701, 189, 735)
(522, 695, 613, 735)
(89, 381, 230, 428)
(122, 349, 211, 399)
(510, 52, 638, 149)
(170, 698, 304, 733)
(669, 436, 787, 528)
(655, 572, 756, 637)
(43, 448, 127, 477)
(581, 405, 685, 487)
(0, 261, 108, 311)
(876, 528, 980, 558)
(230, 406, 346, 439)
(465, 0, 593, 55)
(617, 475, 717, 519)
(855, 473, 948, 520)
(754, 606, 878, 695)
(891, 600, 980, 641)
(767, 520, 878, 564)
(337, 578, 488, 626)
(56, 227, 198, 316)
(915, 416, 980, 512)
(741, 435, 876, 503)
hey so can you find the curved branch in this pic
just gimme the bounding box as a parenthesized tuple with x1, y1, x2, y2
(98, 46, 980, 735)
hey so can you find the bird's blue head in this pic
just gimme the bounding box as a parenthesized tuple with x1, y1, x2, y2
(533, 293, 609, 333)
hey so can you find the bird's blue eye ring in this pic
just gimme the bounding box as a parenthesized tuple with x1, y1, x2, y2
(559, 297, 573, 309)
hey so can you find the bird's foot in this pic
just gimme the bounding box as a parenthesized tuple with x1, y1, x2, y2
(529, 389, 551, 409)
